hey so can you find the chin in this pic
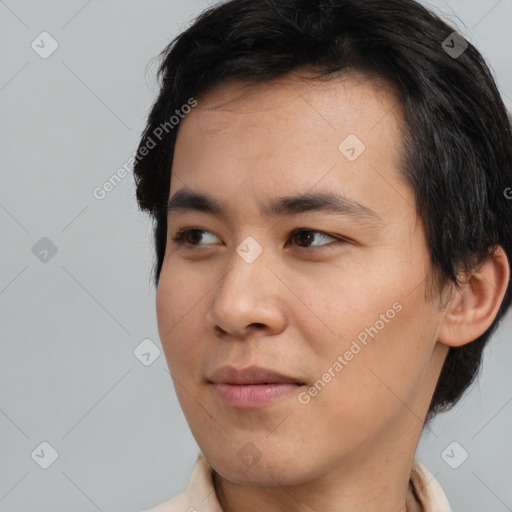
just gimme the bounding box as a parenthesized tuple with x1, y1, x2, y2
(200, 442, 320, 487)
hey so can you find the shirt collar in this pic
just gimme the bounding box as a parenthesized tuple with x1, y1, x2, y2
(182, 452, 453, 512)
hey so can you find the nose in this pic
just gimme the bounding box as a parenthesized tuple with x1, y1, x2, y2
(206, 247, 288, 340)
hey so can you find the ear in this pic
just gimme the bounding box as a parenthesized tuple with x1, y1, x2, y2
(438, 246, 510, 347)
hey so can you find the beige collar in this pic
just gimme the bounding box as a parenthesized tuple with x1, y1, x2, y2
(144, 452, 453, 512)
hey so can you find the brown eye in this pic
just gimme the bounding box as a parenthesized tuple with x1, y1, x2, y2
(172, 228, 219, 246)
(181, 229, 203, 245)
(289, 229, 340, 248)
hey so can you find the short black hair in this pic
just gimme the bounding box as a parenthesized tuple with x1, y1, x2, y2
(133, 0, 512, 424)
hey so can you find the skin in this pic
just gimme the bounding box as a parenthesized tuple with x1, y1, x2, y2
(155, 70, 510, 512)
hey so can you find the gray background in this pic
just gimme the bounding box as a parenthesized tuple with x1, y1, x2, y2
(0, 1, 511, 511)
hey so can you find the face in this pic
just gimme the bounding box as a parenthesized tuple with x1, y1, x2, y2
(156, 71, 449, 486)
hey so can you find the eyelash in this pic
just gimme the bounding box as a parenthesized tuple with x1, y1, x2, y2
(171, 227, 350, 250)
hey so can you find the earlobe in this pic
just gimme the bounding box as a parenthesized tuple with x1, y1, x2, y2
(438, 246, 510, 348)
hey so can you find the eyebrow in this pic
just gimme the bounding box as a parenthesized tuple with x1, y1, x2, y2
(167, 189, 383, 224)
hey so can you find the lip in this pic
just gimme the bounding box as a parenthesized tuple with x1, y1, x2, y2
(208, 365, 305, 409)
(208, 365, 303, 385)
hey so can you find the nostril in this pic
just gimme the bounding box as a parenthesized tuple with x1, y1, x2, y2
(215, 325, 228, 336)
(249, 323, 266, 329)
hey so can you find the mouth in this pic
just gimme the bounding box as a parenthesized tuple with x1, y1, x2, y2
(207, 365, 305, 409)
(207, 365, 305, 386)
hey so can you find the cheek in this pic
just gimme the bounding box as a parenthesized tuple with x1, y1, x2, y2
(289, 256, 409, 350)
(155, 264, 205, 375)
(300, 259, 438, 402)
(320, 288, 439, 422)
(156, 257, 208, 331)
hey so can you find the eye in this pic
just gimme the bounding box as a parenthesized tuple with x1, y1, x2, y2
(288, 228, 344, 248)
(171, 227, 349, 249)
(172, 227, 220, 246)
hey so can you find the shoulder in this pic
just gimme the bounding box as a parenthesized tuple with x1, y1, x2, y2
(410, 458, 453, 512)
(141, 452, 222, 512)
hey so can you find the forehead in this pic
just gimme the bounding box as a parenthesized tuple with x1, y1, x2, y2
(170, 70, 411, 223)
(187, 69, 403, 128)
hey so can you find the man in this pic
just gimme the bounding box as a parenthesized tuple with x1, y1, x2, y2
(133, 1, 512, 510)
